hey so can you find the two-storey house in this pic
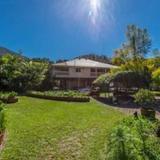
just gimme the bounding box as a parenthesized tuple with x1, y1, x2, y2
(52, 58, 117, 89)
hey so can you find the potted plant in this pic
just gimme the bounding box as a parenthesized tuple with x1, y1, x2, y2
(134, 89, 156, 119)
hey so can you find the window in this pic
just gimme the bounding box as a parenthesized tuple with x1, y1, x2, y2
(76, 68, 81, 72)
(55, 67, 69, 72)
(90, 68, 96, 72)
(97, 68, 105, 72)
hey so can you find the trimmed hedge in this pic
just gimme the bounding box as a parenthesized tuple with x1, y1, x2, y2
(27, 91, 90, 102)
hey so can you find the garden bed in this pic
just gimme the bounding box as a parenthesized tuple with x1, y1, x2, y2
(0, 92, 18, 104)
(27, 91, 90, 102)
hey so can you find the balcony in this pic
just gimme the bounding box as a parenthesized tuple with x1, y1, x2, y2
(90, 72, 97, 77)
(54, 71, 69, 77)
(90, 72, 105, 77)
(97, 72, 105, 76)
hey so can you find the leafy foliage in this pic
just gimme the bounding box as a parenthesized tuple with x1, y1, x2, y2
(0, 54, 48, 92)
(111, 70, 151, 90)
(107, 117, 160, 160)
(0, 91, 17, 100)
(112, 47, 130, 66)
(94, 69, 151, 93)
(152, 68, 160, 87)
(126, 25, 151, 59)
(28, 90, 88, 98)
(112, 25, 151, 65)
(93, 73, 114, 92)
(134, 89, 155, 107)
(0, 103, 5, 133)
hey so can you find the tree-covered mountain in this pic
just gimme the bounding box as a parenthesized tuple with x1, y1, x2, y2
(0, 46, 18, 56)
(76, 53, 112, 64)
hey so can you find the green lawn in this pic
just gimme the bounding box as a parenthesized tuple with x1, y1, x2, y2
(0, 97, 125, 160)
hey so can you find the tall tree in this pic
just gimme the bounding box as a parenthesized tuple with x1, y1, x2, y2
(125, 25, 151, 60)
(112, 25, 151, 65)
(152, 49, 160, 58)
(112, 46, 130, 65)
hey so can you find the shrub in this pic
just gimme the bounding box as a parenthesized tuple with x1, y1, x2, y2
(0, 91, 18, 103)
(107, 117, 160, 160)
(107, 124, 140, 160)
(8, 91, 18, 98)
(0, 92, 17, 99)
(134, 89, 155, 108)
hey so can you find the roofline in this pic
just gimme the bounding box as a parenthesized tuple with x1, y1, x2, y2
(52, 64, 117, 69)
(52, 58, 117, 68)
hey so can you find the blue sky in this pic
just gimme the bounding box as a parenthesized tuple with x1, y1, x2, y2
(0, 0, 160, 60)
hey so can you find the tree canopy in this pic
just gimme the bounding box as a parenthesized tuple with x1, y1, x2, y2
(112, 25, 151, 65)
(0, 54, 48, 92)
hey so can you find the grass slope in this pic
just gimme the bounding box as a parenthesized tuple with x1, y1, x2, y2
(0, 97, 125, 160)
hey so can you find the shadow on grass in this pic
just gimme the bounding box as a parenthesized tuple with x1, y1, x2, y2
(93, 96, 160, 112)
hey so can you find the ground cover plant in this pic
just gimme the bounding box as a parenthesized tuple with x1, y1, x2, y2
(0, 97, 124, 160)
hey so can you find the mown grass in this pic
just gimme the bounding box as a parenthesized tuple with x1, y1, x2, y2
(0, 97, 125, 160)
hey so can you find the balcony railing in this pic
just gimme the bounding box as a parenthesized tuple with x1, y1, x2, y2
(90, 73, 97, 77)
(90, 72, 105, 77)
(97, 72, 105, 76)
(54, 71, 105, 77)
(55, 71, 69, 76)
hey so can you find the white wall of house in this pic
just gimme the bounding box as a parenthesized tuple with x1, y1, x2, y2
(52, 66, 108, 79)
